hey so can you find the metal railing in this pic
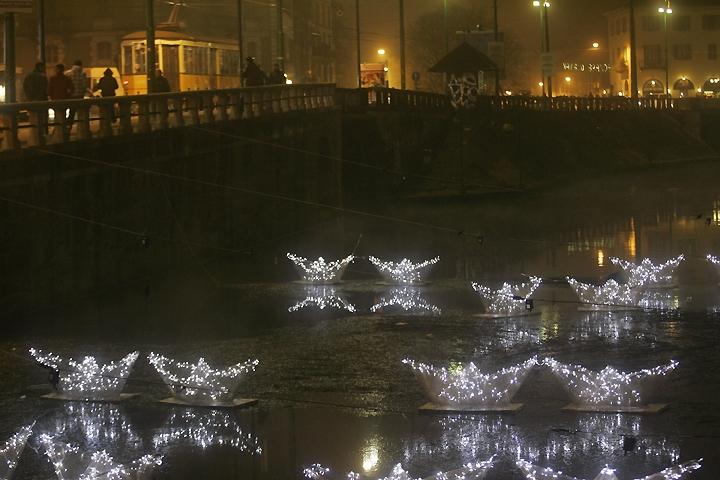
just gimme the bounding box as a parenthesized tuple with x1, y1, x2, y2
(336, 87, 451, 111)
(486, 95, 720, 112)
(0, 83, 336, 151)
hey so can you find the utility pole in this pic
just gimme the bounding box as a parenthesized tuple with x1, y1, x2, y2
(443, 0, 448, 53)
(146, 0, 156, 93)
(38, 0, 46, 65)
(629, 0, 638, 99)
(356, 0, 361, 88)
(277, 0, 285, 70)
(3, 13, 16, 103)
(542, 4, 552, 97)
(399, 0, 406, 90)
(493, 0, 500, 96)
(237, 0, 243, 86)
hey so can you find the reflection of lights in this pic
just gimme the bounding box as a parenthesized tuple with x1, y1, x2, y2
(0, 424, 33, 479)
(708, 254, 720, 275)
(46, 403, 139, 447)
(29, 349, 139, 401)
(638, 290, 679, 311)
(286, 253, 355, 283)
(148, 353, 258, 404)
(472, 277, 542, 316)
(402, 357, 537, 406)
(543, 358, 678, 407)
(567, 278, 640, 310)
(153, 410, 262, 452)
(572, 312, 655, 344)
(369, 256, 439, 285)
(289, 286, 356, 312)
(609, 255, 684, 288)
(370, 287, 441, 315)
(516, 458, 701, 480)
(597, 250, 605, 267)
(304, 458, 495, 480)
(362, 446, 379, 472)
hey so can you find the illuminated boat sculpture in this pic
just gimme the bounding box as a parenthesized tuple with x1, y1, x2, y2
(29, 349, 139, 402)
(516, 458, 701, 480)
(707, 254, 720, 277)
(370, 287, 441, 315)
(153, 409, 262, 452)
(610, 255, 684, 289)
(543, 357, 678, 413)
(39, 434, 162, 480)
(148, 353, 259, 408)
(566, 278, 641, 311)
(402, 357, 538, 413)
(472, 277, 542, 317)
(0, 424, 33, 480)
(287, 253, 355, 284)
(288, 286, 356, 313)
(304, 456, 495, 480)
(369, 256, 440, 285)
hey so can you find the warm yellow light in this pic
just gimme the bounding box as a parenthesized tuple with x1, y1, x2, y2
(538, 81, 544, 87)
(533, 0, 541, 6)
(597, 250, 605, 267)
(383, 66, 389, 72)
(564, 76, 572, 82)
(377, 48, 386, 55)
(592, 42, 600, 49)
(667, 7, 673, 13)
(658, 7, 665, 13)
(505, 90, 513, 95)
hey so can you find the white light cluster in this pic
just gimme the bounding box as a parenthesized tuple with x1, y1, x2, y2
(707, 254, 720, 275)
(371, 287, 441, 315)
(637, 290, 679, 312)
(516, 458, 701, 480)
(39, 434, 162, 480)
(29, 349, 139, 401)
(369, 256, 440, 285)
(0, 424, 33, 480)
(148, 353, 258, 404)
(48, 403, 140, 446)
(289, 286, 356, 313)
(152, 410, 262, 452)
(304, 457, 494, 480)
(472, 277, 542, 315)
(402, 357, 537, 406)
(543, 358, 678, 407)
(566, 278, 640, 310)
(287, 253, 355, 283)
(610, 255, 684, 288)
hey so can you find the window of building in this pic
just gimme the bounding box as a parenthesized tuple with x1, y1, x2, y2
(710, 44, 718, 60)
(673, 44, 692, 60)
(643, 44, 663, 68)
(642, 16, 661, 31)
(702, 15, 720, 30)
(642, 78, 664, 96)
(673, 77, 695, 96)
(46, 44, 60, 64)
(672, 15, 691, 31)
(96, 41, 112, 61)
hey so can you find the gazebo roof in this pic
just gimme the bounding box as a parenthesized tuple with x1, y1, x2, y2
(429, 42, 498, 74)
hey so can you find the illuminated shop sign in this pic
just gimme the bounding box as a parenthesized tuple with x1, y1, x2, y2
(562, 63, 611, 72)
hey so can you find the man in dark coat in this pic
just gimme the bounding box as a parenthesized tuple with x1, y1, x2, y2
(47, 64, 73, 100)
(243, 57, 267, 87)
(268, 63, 286, 85)
(23, 62, 48, 101)
(92, 68, 119, 97)
(151, 69, 171, 93)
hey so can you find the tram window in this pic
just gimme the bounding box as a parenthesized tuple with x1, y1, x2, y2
(134, 44, 147, 73)
(123, 46, 133, 75)
(220, 50, 239, 75)
(184, 46, 209, 74)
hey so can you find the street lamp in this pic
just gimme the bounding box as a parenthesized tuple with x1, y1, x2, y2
(532, 0, 552, 97)
(377, 48, 386, 56)
(592, 42, 600, 49)
(658, 1, 673, 96)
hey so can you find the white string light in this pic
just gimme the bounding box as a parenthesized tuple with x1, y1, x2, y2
(38, 434, 162, 480)
(566, 278, 640, 310)
(304, 457, 495, 480)
(29, 349, 139, 401)
(370, 287, 441, 315)
(148, 353, 258, 404)
(402, 357, 538, 406)
(368, 256, 440, 285)
(152, 410, 262, 452)
(543, 358, 678, 407)
(516, 458, 701, 480)
(707, 254, 720, 276)
(287, 253, 355, 283)
(45, 403, 140, 447)
(610, 255, 684, 289)
(0, 424, 33, 480)
(289, 286, 357, 313)
(472, 277, 542, 316)
(638, 290, 679, 312)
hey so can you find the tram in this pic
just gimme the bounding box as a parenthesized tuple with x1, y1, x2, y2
(119, 31, 241, 95)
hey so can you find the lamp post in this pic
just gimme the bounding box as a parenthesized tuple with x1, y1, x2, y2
(356, 0, 361, 88)
(533, 1, 552, 97)
(443, 0, 449, 54)
(237, 0, 243, 86)
(399, 0, 406, 90)
(146, 0, 156, 93)
(658, 1, 672, 96)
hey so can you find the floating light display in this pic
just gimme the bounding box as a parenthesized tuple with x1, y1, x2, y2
(289, 286, 357, 313)
(402, 357, 537, 408)
(0, 424, 33, 480)
(707, 254, 720, 276)
(516, 458, 701, 480)
(39, 434, 162, 480)
(42, 403, 140, 450)
(29, 349, 139, 401)
(543, 358, 678, 408)
(370, 287, 441, 315)
(368, 256, 440, 285)
(304, 457, 495, 480)
(472, 277, 542, 317)
(148, 353, 258, 405)
(152, 409, 262, 452)
(610, 255, 684, 289)
(637, 290, 679, 312)
(566, 278, 640, 311)
(287, 253, 355, 283)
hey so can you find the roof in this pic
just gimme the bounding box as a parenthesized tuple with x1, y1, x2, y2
(429, 42, 497, 74)
(122, 30, 236, 46)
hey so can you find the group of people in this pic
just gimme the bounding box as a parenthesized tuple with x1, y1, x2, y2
(23, 60, 95, 102)
(243, 57, 288, 87)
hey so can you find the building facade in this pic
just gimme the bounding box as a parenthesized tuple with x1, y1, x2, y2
(606, 2, 720, 97)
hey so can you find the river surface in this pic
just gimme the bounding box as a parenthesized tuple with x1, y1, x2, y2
(2, 162, 720, 479)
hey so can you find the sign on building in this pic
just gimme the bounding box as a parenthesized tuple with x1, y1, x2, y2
(0, 0, 33, 13)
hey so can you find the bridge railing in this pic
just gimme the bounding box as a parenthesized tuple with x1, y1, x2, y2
(486, 95, 720, 111)
(0, 83, 336, 151)
(336, 87, 451, 111)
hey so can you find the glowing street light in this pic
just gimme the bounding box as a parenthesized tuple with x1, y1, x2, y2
(658, 1, 673, 97)
(564, 76, 572, 82)
(592, 42, 600, 49)
(377, 48, 386, 56)
(532, 0, 552, 96)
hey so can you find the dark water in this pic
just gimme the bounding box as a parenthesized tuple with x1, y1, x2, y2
(2, 162, 720, 479)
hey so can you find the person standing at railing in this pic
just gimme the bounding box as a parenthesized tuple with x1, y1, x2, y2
(23, 63, 48, 102)
(67, 60, 90, 132)
(47, 64, 73, 138)
(151, 69, 171, 93)
(243, 57, 267, 87)
(268, 64, 286, 85)
(93, 68, 119, 97)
